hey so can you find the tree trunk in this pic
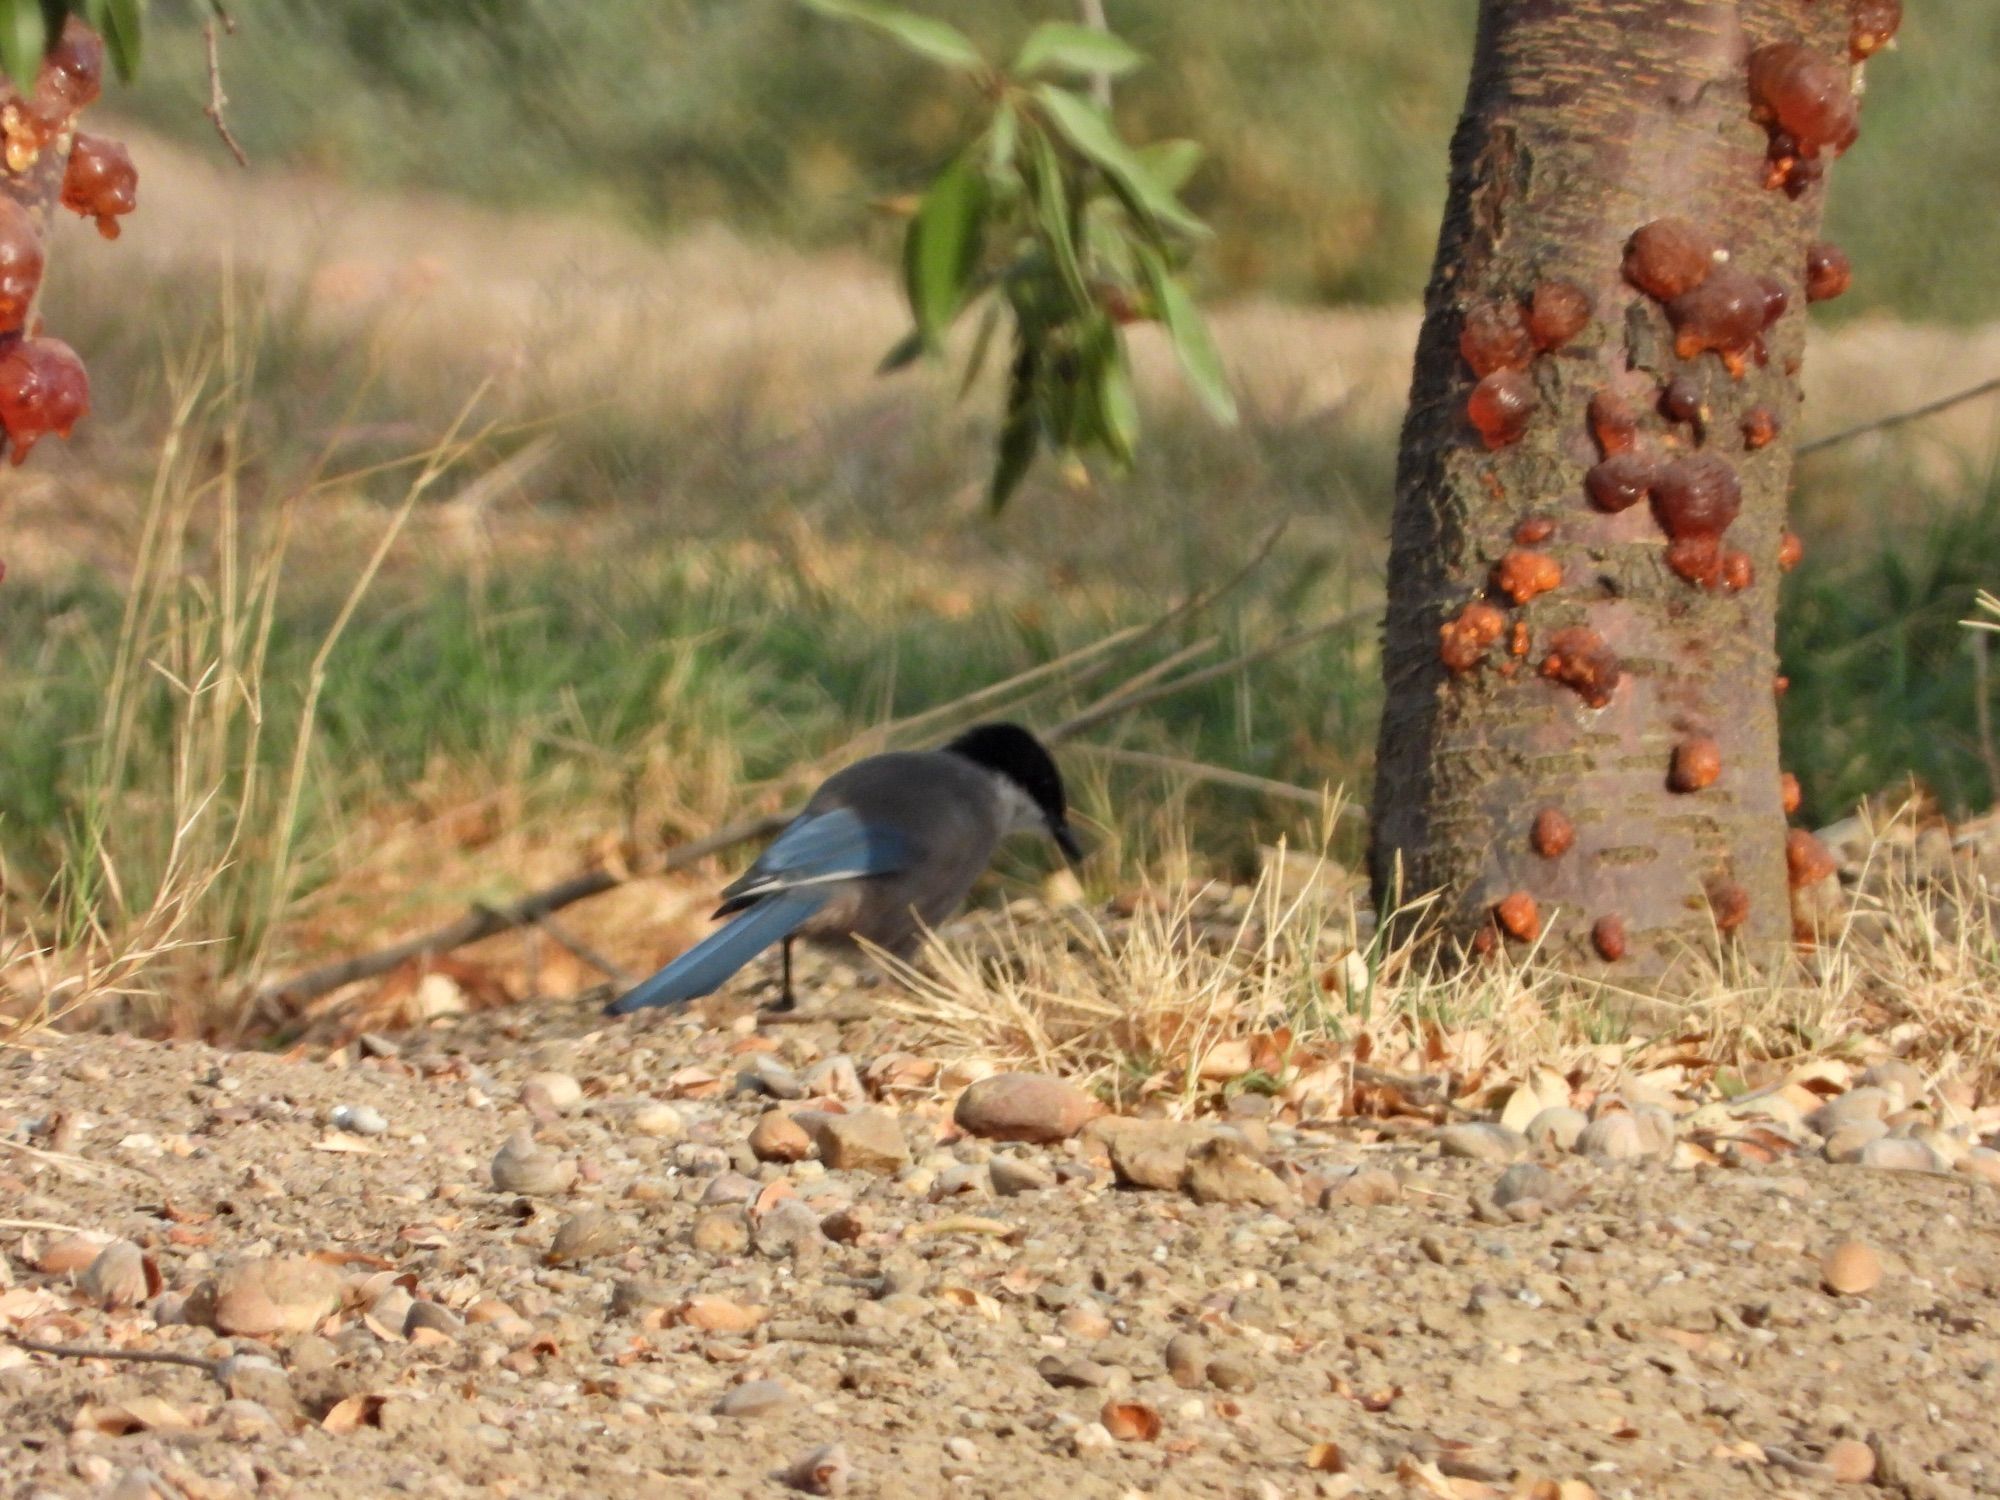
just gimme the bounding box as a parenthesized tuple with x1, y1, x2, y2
(1369, 0, 1874, 971)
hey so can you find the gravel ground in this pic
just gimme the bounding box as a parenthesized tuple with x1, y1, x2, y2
(4, 993, 1998, 1500)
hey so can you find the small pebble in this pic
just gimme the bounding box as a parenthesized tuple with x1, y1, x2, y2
(1857, 1136, 1945, 1174)
(749, 1111, 814, 1164)
(953, 1073, 1102, 1144)
(1164, 1333, 1206, 1389)
(627, 1101, 685, 1139)
(1435, 1123, 1530, 1163)
(520, 1071, 583, 1114)
(714, 1379, 793, 1418)
(1205, 1354, 1256, 1393)
(1820, 1240, 1882, 1296)
(1825, 1438, 1876, 1484)
(331, 1104, 388, 1137)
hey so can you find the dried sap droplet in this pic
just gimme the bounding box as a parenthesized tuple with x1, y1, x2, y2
(1708, 881, 1752, 933)
(1659, 376, 1706, 428)
(1591, 915, 1628, 962)
(1459, 300, 1534, 377)
(0, 197, 45, 333)
(1748, 43, 1860, 161)
(1624, 218, 1716, 302)
(1440, 601, 1506, 674)
(40, 19, 106, 111)
(1588, 388, 1639, 457)
(1492, 549, 1561, 605)
(1585, 451, 1658, 514)
(1669, 736, 1722, 793)
(1666, 536, 1723, 588)
(1467, 369, 1535, 449)
(61, 132, 138, 240)
(1758, 275, 1790, 325)
(1850, 0, 1902, 60)
(1651, 454, 1742, 541)
(0, 336, 90, 463)
(1786, 828, 1839, 888)
(1778, 531, 1804, 571)
(1531, 808, 1575, 858)
(1526, 279, 1592, 351)
(15, 18, 106, 141)
(1495, 892, 1541, 943)
(1719, 549, 1754, 592)
(1667, 266, 1769, 376)
(1805, 242, 1853, 302)
(1540, 627, 1622, 708)
(1780, 771, 1803, 816)
(1514, 514, 1556, 546)
(1741, 407, 1779, 450)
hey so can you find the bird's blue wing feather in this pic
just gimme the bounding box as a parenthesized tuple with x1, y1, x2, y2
(603, 891, 827, 1016)
(718, 807, 910, 908)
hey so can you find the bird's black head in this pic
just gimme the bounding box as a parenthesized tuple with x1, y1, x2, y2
(944, 722, 1083, 863)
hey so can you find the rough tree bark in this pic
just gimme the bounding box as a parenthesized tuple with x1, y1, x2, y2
(1369, 0, 1881, 972)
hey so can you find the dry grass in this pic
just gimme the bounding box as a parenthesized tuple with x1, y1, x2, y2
(882, 791, 2000, 1114)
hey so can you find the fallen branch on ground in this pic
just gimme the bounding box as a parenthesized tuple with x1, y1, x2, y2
(253, 575, 1373, 1012)
(5, 1333, 222, 1379)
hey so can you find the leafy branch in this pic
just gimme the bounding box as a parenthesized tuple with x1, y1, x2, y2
(801, 0, 1236, 509)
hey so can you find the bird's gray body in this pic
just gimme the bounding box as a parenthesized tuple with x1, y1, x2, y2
(603, 722, 1071, 1018)
(718, 749, 1021, 958)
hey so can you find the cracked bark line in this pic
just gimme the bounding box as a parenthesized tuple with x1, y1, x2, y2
(1368, 0, 1853, 973)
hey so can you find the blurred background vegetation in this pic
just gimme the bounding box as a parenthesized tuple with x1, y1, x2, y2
(4, 0, 1998, 1018)
(117, 0, 2000, 321)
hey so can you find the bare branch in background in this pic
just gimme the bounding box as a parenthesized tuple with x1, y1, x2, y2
(1799, 373, 2000, 456)
(203, 12, 249, 168)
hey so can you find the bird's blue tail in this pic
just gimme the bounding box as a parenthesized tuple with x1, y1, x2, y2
(603, 891, 827, 1016)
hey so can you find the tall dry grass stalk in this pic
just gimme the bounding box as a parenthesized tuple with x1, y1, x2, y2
(1, 293, 489, 1040)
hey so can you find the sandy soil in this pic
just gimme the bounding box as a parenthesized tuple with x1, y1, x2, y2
(4, 987, 1998, 1500)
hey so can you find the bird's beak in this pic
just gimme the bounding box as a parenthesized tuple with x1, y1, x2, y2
(1052, 820, 1085, 866)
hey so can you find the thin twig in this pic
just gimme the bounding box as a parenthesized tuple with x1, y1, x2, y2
(5, 1333, 222, 1378)
(503, 907, 633, 987)
(0, 1217, 90, 1234)
(201, 18, 249, 168)
(1047, 604, 1375, 743)
(1079, 744, 1355, 815)
(762, 1321, 893, 1349)
(253, 813, 785, 1007)
(1799, 373, 2000, 456)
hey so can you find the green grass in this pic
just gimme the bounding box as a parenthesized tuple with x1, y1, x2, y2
(118, 0, 2000, 322)
(1780, 455, 2000, 824)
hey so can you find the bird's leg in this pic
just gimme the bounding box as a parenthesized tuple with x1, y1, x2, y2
(774, 936, 796, 1012)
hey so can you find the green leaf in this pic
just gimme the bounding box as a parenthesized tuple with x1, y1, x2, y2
(877, 326, 926, 375)
(956, 296, 1002, 402)
(0, 0, 53, 92)
(1026, 127, 1089, 311)
(985, 100, 1019, 178)
(100, 0, 141, 81)
(1093, 330, 1139, 465)
(1138, 246, 1237, 424)
(798, 0, 984, 72)
(1136, 139, 1204, 193)
(1034, 84, 1205, 239)
(903, 150, 989, 347)
(990, 342, 1040, 511)
(1012, 22, 1144, 82)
